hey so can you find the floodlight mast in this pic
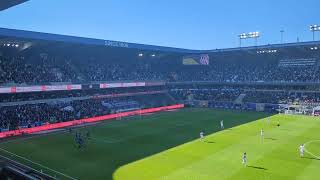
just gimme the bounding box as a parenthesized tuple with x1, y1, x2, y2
(310, 25, 320, 41)
(239, 31, 260, 47)
(280, 30, 285, 43)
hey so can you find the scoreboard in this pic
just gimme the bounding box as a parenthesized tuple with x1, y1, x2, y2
(183, 54, 209, 65)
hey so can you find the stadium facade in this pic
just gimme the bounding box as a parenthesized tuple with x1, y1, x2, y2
(1, 27, 320, 119)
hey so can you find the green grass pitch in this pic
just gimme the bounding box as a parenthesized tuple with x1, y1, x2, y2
(0, 108, 319, 180)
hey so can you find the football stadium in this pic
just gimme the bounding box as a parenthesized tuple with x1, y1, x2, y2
(0, 1, 320, 180)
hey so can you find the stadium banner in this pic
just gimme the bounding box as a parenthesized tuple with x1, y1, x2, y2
(122, 82, 145, 87)
(45, 84, 82, 91)
(278, 58, 317, 67)
(99, 82, 146, 89)
(0, 81, 161, 94)
(82, 84, 99, 90)
(0, 87, 12, 93)
(0, 81, 163, 94)
(0, 84, 82, 94)
(0, 104, 184, 139)
(92, 90, 167, 99)
(16, 86, 43, 93)
(104, 40, 129, 48)
(182, 54, 209, 65)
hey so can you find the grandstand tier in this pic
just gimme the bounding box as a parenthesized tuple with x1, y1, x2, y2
(1, 28, 320, 134)
(0, 28, 320, 86)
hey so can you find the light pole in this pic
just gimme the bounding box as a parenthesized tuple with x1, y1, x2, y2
(280, 30, 284, 43)
(239, 31, 260, 47)
(310, 25, 320, 41)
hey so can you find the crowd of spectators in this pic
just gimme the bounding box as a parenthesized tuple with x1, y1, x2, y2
(170, 87, 320, 105)
(171, 63, 320, 83)
(243, 90, 320, 104)
(0, 93, 174, 131)
(170, 89, 241, 102)
(0, 56, 80, 85)
(2, 52, 320, 132)
(1, 55, 320, 85)
(0, 86, 166, 103)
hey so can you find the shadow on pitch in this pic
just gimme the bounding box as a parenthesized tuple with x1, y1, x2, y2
(302, 157, 320, 161)
(265, 137, 278, 141)
(247, 165, 267, 170)
(204, 141, 215, 144)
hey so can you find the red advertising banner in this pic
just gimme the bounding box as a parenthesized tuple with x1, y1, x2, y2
(0, 104, 184, 139)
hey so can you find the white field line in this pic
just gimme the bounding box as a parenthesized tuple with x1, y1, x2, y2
(0, 147, 78, 180)
(304, 140, 320, 159)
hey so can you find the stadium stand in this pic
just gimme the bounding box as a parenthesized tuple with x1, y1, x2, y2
(1, 53, 320, 84)
(0, 92, 174, 131)
(1, 27, 320, 132)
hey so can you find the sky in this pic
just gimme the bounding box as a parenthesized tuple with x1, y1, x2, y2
(0, 0, 319, 50)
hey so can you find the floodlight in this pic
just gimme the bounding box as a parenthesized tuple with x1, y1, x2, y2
(310, 24, 320, 41)
(310, 25, 320, 31)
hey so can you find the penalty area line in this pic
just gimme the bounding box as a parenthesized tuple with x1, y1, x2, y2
(0, 147, 78, 180)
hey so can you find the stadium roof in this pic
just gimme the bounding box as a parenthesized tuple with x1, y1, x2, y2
(0, 0, 28, 11)
(0, 28, 201, 54)
(0, 27, 320, 58)
(0, 1, 319, 56)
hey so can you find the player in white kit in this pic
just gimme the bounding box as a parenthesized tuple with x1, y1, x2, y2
(299, 144, 305, 157)
(220, 120, 224, 129)
(260, 129, 264, 143)
(200, 132, 204, 141)
(242, 152, 247, 166)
